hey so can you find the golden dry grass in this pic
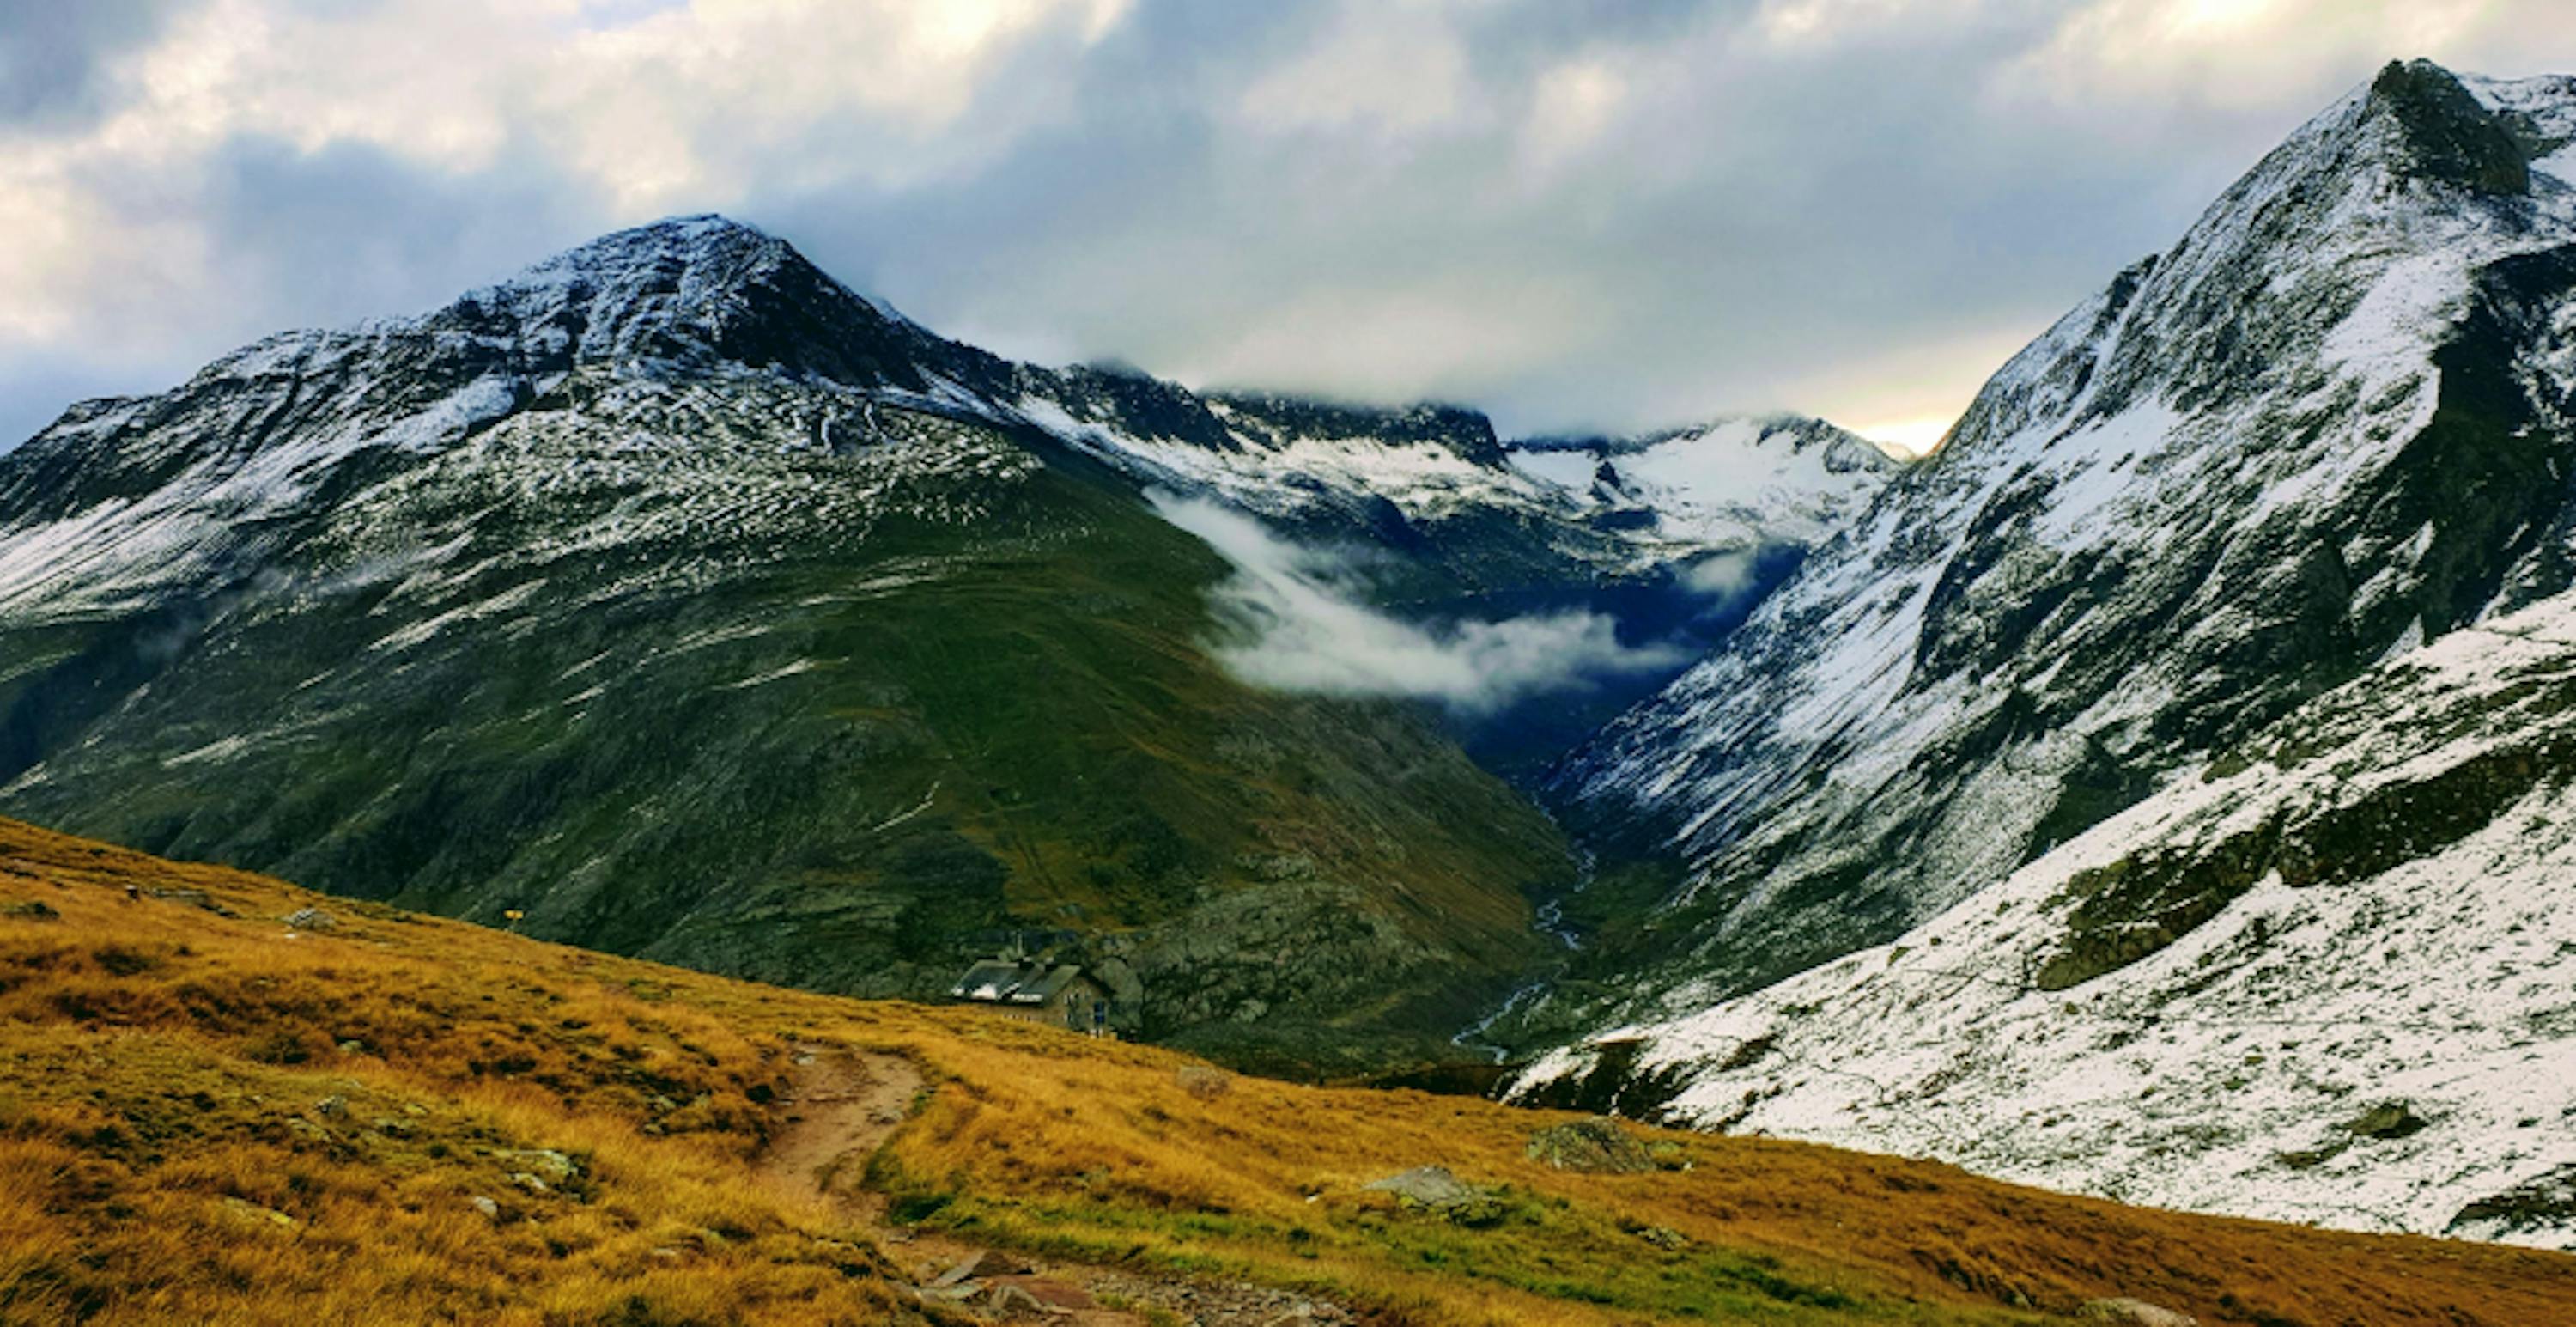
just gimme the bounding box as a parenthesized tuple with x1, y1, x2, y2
(0, 817, 2568, 1326)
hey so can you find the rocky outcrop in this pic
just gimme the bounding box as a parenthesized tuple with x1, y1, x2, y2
(1523, 1117, 1656, 1173)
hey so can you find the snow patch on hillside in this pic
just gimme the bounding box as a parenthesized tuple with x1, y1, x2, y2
(1521, 587, 2576, 1247)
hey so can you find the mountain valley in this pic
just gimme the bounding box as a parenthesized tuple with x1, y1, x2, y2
(4, 45, 2576, 1312)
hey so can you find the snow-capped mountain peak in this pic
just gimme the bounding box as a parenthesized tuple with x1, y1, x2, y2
(1507, 413, 1901, 550)
(1516, 64, 2576, 1248)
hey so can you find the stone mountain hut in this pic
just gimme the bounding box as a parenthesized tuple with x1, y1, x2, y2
(949, 957, 1113, 1034)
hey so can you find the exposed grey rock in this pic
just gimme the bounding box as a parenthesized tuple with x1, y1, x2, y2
(1363, 1166, 1504, 1226)
(2343, 1101, 2430, 1141)
(932, 1249, 1031, 1287)
(2078, 1299, 2198, 1326)
(489, 1147, 580, 1187)
(1364, 1165, 1481, 1207)
(283, 906, 337, 931)
(1524, 1117, 1656, 1174)
(2448, 1163, 2576, 1242)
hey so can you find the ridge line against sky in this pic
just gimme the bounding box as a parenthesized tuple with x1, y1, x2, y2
(8, 1, 2576, 454)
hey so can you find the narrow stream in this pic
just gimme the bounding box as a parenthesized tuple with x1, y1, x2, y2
(1450, 848, 1595, 1064)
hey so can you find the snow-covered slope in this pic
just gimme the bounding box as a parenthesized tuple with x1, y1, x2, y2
(1517, 581, 2576, 1246)
(1508, 415, 1899, 551)
(1504, 57, 2576, 1247)
(0, 217, 1637, 620)
(1539, 61, 2576, 1014)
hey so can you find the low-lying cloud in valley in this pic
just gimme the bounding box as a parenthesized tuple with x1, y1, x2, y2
(1682, 549, 1760, 599)
(1148, 491, 1682, 714)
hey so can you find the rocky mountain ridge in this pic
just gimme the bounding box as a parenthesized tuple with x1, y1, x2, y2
(1507, 414, 1900, 551)
(1508, 59, 2576, 1247)
(0, 212, 1892, 1074)
(1536, 59, 2576, 1007)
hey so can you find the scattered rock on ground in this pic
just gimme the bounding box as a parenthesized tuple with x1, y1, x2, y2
(981, 1282, 1047, 1316)
(489, 1147, 581, 1186)
(1526, 1117, 1657, 1173)
(933, 1249, 1034, 1286)
(991, 1275, 1095, 1312)
(1178, 1063, 1232, 1100)
(218, 1196, 297, 1230)
(1364, 1166, 1504, 1226)
(148, 887, 237, 916)
(0, 900, 58, 920)
(2078, 1299, 2198, 1326)
(468, 1195, 501, 1220)
(2344, 1100, 2430, 1141)
(314, 1094, 349, 1119)
(1086, 1269, 1358, 1326)
(2448, 1162, 2576, 1240)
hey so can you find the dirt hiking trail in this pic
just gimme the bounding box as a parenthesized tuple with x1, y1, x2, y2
(761, 1045, 1361, 1326)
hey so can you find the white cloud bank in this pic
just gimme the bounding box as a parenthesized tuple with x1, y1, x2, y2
(13, 1, 2576, 450)
(1147, 492, 1683, 714)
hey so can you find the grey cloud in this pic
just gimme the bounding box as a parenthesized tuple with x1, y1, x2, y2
(760, 0, 2257, 436)
(0, 351, 154, 452)
(192, 137, 612, 332)
(0, 1, 179, 125)
(16, 1, 2576, 455)
(0, 132, 610, 449)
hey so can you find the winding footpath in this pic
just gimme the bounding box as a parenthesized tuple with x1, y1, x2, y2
(760, 1045, 1359, 1325)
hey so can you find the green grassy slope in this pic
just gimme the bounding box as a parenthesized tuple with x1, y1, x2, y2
(0, 405, 1570, 1072)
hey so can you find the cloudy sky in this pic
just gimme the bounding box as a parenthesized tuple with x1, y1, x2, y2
(9, 1, 2576, 453)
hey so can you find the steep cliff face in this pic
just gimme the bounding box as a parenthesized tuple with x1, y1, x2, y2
(1543, 62, 2576, 1010)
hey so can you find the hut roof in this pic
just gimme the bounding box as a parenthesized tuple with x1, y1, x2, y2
(950, 959, 1093, 1006)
